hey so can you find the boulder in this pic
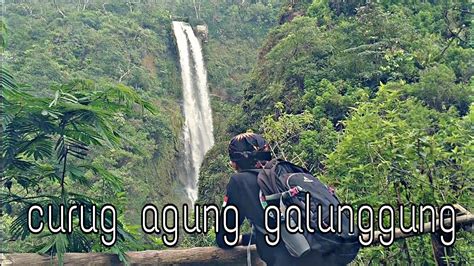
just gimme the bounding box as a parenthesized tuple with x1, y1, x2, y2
(196, 24, 208, 42)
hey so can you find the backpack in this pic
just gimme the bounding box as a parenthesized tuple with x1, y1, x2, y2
(254, 159, 360, 265)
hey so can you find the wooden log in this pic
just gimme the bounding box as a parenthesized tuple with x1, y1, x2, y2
(362, 213, 474, 245)
(1, 252, 121, 265)
(2, 214, 473, 265)
(1, 246, 263, 266)
(124, 246, 264, 265)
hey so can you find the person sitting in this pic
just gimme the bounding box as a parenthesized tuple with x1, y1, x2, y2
(216, 132, 342, 265)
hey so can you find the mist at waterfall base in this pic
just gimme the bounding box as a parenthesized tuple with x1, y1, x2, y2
(172, 21, 215, 204)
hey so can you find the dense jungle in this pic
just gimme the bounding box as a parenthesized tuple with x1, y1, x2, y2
(1, 0, 472, 265)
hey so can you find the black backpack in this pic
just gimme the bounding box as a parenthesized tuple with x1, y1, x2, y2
(254, 159, 360, 265)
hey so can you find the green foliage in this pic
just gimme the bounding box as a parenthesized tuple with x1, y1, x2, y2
(197, 141, 234, 206)
(5, 2, 178, 97)
(406, 64, 472, 114)
(199, 0, 473, 263)
(2, 5, 184, 256)
(238, 1, 473, 129)
(199, 1, 284, 102)
(3, 0, 285, 253)
(1, 72, 153, 260)
(261, 105, 314, 166)
(325, 83, 473, 263)
(303, 79, 369, 124)
(4, 0, 473, 263)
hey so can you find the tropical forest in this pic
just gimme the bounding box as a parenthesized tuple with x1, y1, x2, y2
(1, 0, 472, 265)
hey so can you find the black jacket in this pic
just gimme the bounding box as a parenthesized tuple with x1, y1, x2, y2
(215, 170, 327, 266)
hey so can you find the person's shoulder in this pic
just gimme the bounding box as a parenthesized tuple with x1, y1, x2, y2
(229, 170, 259, 185)
(232, 170, 258, 178)
(228, 172, 243, 185)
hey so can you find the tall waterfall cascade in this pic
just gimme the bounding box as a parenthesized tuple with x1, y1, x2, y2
(172, 21, 215, 203)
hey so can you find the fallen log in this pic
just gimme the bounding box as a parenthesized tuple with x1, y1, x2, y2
(362, 212, 474, 245)
(1, 246, 264, 266)
(2, 213, 472, 265)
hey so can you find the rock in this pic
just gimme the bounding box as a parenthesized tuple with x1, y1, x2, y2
(196, 24, 208, 42)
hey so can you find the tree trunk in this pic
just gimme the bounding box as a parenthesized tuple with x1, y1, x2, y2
(2, 213, 472, 265)
(431, 232, 453, 266)
(1, 246, 265, 266)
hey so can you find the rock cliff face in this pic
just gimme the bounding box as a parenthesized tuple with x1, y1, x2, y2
(196, 25, 209, 42)
(278, 1, 307, 25)
(279, 8, 304, 24)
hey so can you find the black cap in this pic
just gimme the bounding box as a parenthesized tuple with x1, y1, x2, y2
(228, 133, 271, 162)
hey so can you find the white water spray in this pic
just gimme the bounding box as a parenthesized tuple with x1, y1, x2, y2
(172, 21, 214, 203)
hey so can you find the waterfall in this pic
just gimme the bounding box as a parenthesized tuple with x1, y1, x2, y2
(172, 21, 214, 203)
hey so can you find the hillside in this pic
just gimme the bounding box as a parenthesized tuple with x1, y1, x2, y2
(1, 0, 283, 254)
(1, 0, 472, 264)
(198, 1, 473, 264)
